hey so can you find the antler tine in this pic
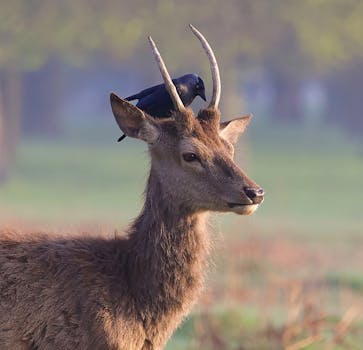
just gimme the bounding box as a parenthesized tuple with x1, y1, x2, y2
(189, 24, 221, 109)
(148, 36, 185, 112)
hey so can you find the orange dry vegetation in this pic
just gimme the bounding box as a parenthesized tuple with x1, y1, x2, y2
(192, 232, 363, 349)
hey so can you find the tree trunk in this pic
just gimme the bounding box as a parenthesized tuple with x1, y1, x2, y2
(4, 69, 22, 163)
(0, 69, 23, 184)
(269, 69, 302, 123)
(324, 62, 363, 139)
(0, 81, 7, 184)
(221, 67, 252, 166)
(22, 59, 63, 137)
(220, 67, 245, 119)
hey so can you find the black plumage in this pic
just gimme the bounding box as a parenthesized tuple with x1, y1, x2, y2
(118, 74, 206, 142)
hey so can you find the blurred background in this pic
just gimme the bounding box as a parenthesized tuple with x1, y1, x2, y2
(0, 0, 363, 348)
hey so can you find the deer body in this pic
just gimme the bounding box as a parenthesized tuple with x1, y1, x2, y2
(0, 172, 208, 349)
(0, 26, 263, 349)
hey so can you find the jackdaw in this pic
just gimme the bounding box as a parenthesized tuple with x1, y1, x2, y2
(117, 73, 206, 141)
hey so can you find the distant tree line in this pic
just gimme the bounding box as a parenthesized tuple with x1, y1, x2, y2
(1, 0, 363, 182)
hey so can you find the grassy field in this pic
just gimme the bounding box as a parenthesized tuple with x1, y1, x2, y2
(0, 121, 362, 349)
(1, 122, 362, 230)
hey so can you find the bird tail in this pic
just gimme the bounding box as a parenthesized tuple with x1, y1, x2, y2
(125, 94, 139, 101)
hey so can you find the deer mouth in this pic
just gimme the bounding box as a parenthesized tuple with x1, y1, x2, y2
(227, 202, 260, 215)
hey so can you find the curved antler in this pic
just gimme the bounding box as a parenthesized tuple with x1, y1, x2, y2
(189, 24, 221, 109)
(148, 36, 185, 112)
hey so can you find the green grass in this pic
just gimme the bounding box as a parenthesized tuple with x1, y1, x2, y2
(327, 272, 363, 292)
(165, 304, 363, 349)
(247, 122, 363, 234)
(0, 139, 147, 224)
(1, 121, 362, 234)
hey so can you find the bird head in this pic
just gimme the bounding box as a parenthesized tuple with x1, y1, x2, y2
(195, 76, 206, 101)
(189, 73, 206, 101)
(180, 74, 206, 102)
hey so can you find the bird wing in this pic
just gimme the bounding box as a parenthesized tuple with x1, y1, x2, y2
(136, 87, 174, 118)
(125, 83, 164, 101)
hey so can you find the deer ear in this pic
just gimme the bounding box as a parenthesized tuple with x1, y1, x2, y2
(219, 114, 252, 145)
(110, 93, 160, 144)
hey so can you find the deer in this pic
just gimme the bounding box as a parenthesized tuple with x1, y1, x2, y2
(0, 25, 264, 350)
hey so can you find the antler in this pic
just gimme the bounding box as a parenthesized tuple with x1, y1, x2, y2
(148, 36, 185, 112)
(189, 24, 221, 109)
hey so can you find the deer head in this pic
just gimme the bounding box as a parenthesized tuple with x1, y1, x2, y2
(110, 25, 264, 216)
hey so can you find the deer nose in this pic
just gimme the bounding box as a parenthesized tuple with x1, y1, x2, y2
(244, 187, 264, 204)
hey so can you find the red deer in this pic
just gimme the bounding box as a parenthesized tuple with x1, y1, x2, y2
(0, 25, 264, 350)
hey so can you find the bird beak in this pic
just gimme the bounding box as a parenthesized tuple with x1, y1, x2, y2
(199, 90, 206, 101)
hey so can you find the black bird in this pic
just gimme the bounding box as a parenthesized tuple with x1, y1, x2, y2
(118, 73, 206, 142)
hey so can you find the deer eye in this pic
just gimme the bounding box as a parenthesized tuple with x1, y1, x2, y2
(182, 153, 199, 162)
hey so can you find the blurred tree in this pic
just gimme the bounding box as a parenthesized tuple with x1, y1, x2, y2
(0, 83, 6, 183)
(0, 68, 22, 183)
(325, 60, 363, 140)
(22, 59, 65, 136)
(1, 0, 363, 182)
(266, 0, 363, 122)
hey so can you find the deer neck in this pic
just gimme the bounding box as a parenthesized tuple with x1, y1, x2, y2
(126, 167, 209, 309)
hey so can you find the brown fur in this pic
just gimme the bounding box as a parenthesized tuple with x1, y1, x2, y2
(0, 100, 263, 349)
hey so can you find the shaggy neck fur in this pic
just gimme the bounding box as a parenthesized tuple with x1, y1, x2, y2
(125, 167, 209, 342)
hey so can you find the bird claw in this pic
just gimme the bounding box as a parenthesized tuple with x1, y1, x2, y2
(117, 134, 127, 142)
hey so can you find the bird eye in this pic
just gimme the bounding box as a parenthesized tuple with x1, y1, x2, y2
(196, 84, 200, 89)
(183, 153, 199, 162)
